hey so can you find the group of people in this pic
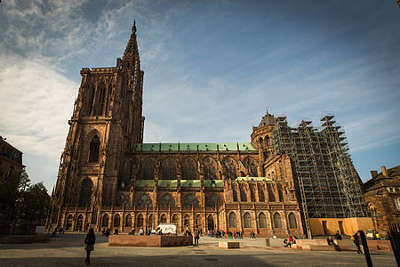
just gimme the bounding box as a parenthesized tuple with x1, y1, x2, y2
(283, 236, 296, 248)
(207, 230, 246, 239)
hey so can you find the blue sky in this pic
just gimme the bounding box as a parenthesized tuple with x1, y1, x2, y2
(0, 0, 399, 191)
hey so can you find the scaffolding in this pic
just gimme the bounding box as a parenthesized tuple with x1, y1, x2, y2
(272, 115, 368, 236)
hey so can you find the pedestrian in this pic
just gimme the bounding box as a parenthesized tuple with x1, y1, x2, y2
(335, 231, 342, 240)
(288, 236, 293, 247)
(84, 228, 96, 265)
(194, 228, 200, 246)
(352, 233, 362, 254)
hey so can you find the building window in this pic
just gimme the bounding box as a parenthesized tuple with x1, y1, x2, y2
(102, 214, 109, 227)
(137, 214, 144, 227)
(143, 158, 154, 180)
(267, 184, 275, 202)
(172, 214, 178, 225)
(181, 157, 197, 180)
(203, 157, 218, 180)
(161, 158, 176, 180)
(182, 194, 199, 208)
(258, 213, 267, 228)
(223, 157, 237, 179)
(229, 212, 237, 228)
(160, 214, 167, 224)
(114, 214, 120, 227)
(243, 212, 252, 228)
(288, 213, 297, 229)
(135, 194, 153, 209)
(273, 213, 282, 228)
(125, 214, 132, 227)
(159, 193, 175, 208)
(250, 185, 256, 202)
(89, 135, 100, 162)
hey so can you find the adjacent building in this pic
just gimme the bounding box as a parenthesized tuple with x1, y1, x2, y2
(364, 165, 400, 234)
(0, 136, 24, 234)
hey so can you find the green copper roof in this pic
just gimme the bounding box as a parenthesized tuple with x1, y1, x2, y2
(133, 142, 257, 153)
(235, 177, 273, 182)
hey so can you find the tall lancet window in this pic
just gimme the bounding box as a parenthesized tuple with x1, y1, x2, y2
(89, 136, 100, 163)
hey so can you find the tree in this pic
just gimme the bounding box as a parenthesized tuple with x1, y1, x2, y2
(0, 169, 30, 234)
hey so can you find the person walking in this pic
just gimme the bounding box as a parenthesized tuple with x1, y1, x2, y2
(194, 228, 200, 246)
(352, 233, 362, 254)
(84, 228, 96, 265)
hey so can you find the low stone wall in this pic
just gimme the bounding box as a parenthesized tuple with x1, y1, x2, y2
(367, 240, 392, 251)
(0, 234, 51, 244)
(219, 241, 240, 249)
(265, 238, 285, 247)
(108, 235, 193, 247)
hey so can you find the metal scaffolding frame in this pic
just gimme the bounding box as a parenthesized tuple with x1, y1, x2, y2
(271, 115, 368, 236)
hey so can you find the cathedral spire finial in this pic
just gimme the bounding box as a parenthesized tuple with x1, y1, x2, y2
(132, 20, 136, 34)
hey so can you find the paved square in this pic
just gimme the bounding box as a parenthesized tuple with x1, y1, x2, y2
(0, 234, 396, 266)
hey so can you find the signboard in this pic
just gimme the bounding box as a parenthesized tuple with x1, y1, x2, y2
(157, 224, 177, 234)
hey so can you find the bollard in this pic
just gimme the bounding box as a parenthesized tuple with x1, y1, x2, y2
(358, 230, 373, 267)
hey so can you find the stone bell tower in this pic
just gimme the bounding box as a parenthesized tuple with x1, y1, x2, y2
(47, 22, 145, 229)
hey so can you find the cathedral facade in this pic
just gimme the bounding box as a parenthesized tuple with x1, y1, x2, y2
(47, 24, 369, 238)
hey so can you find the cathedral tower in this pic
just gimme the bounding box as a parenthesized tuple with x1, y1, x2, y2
(48, 23, 145, 229)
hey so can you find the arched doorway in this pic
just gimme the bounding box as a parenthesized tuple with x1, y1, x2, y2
(207, 215, 214, 231)
(74, 215, 83, 231)
(65, 214, 73, 230)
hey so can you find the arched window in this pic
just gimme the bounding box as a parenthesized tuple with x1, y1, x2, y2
(89, 135, 100, 162)
(232, 189, 238, 202)
(135, 194, 152, 209)
(278, 185, 284, 202)
(97, 84, 106, 115)
(172, 214, 178, 224)
(223, 157, 237, 179)
(244, 157, 258, 177)
(78, 178, 93, 207)
(243, 213, 252, 228)
(205, 193, 220, 207)
(228, 212, 237, 228)
(258, 187, 265, 202)
(114, 214, 120, 227)
(207, 215, 214, 230)
(267, 184, 275, 202)
(184, 214, 190, 227)
(66, 214, 73, 230)
(159, 193, 175, 208)
(125, 214, 132, 227)
(258, 213, 267, 228)
(102, 214, 109, 227)
(250, 185, 256, 202)
(161, 158, 176, 180)
(288, 213, 297, 229)
(273, 213, 282, 228)
(240, 187, 247, 202)
(75, 215, 83, 231)
(182, 194, 199, 208)
(137, 214, 144, 227)
(181, 157, 197, 180)
(143, 158, 154, 180)
(202, 157, 218, 180)
(160, 214, 167, 224)
(147, 214, 154, 229)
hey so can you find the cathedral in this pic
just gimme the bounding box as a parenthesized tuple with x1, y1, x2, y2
(46, 23, 371, 238)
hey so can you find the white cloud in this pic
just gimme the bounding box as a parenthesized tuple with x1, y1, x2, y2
(0, 54, 77, 186)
